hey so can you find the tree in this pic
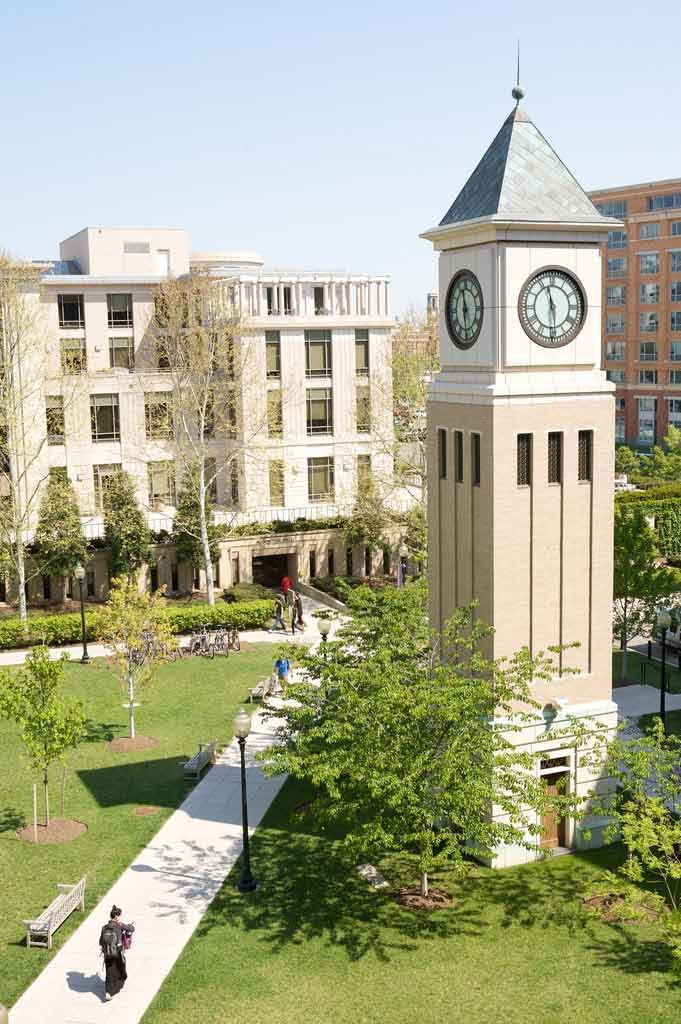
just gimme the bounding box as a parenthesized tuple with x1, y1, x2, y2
(0, 646, 85, 825)
(103, 471, 151, 581)
(615, 444, 641, 480)
(94, 576, 173, 739)
(33, 474, 88, 602)
(613, 506, 680, 678)
(173, 462, 220, 573)
(261, 582, 558, 896)
(344, 476, 391, 554)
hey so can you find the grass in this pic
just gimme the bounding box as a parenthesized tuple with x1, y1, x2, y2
(142, 778, 681, 1024)
(613, 649, 681, 692)
(0, 644, 279, 1009)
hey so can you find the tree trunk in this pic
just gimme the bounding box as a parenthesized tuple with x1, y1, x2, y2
(60, 763, 67, 816)
(43, 770, 50, 827)
(198, 460, 215, 605)
(621, 643, 628, 681)
(420, 871, 429, 897)
(128, 665, 136, 739)
(16, 536, 27, 622)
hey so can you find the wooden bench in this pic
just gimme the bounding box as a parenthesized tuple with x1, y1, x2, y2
(248, 676, 276, 703)
(183, 739, 218, 781)
(23, 877, 86, 949)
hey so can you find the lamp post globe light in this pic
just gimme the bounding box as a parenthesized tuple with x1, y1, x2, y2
(657, 607, 672, 735)
(74, 564, 90, 665)
(233, 707, 257, 893)
(318, 616, 332, 657)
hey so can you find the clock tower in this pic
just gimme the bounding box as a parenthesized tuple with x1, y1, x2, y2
(423, 91, 621, 865)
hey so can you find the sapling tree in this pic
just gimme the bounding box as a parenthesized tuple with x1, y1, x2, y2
(173, 462, 220, 574)
(261, 581, 560, 896)
(0, 646, 86, 825)
(94, 576, 173, 739)
(103, 471, 151, 581)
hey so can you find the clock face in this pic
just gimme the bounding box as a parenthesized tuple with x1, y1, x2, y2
(518, 268, 586, 348)
(445, 270, 483, 349)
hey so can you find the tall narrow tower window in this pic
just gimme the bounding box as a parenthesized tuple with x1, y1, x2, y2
(471, 433, 481, 487)
(438, 429, 447, 479)
(517, 434, 532, 487)
(578, 430, 593, 482)
(548, 432, 563, 484)
(454, 430, 464, 482)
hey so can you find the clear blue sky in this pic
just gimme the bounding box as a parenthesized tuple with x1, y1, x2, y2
(2, 0, 681, 313)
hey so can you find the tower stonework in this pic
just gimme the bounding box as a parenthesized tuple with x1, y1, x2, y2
(423, 102, 621, 865)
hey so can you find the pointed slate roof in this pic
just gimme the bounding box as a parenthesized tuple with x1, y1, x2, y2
(439, 106, 606, 226)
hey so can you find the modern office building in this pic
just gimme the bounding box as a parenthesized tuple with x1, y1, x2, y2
(10, 227, 397, 602)
(589, 178, 681, 448)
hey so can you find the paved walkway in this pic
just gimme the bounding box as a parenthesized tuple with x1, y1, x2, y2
(613, 683, 681, 721)
(10, 698, 288, 1024)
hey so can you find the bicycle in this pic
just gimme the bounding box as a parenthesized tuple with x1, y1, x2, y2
(189, 626, 213, 657)
(227, 626, 240, 651)
(211, 628, 230, 657)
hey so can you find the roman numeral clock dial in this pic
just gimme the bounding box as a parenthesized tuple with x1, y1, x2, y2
(445, 270, 483, 349)
(518, 268, 586, 348)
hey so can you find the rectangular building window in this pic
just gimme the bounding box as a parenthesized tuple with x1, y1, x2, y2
(58, 294, 84, 329)
(640, 253, 660, 275)
(640, 222, 660, 239)
(640, 312, 659, 333)
(454, 430, 464, 482)
(648, 193, 681, 211)
(548, 431, 563, 484)
(615, 397, 626, 412)
(438, 428, 447, 479)
(517, 434, 532, 487)
(605, 342, 625, 361)
(45, 396, 65, 445)
(269, 460, 285, 505)
(672, 253, 681, 273)
(148, 460, 176, 508)
(671, 370, 681, 384)
(308, 456, 335, 502)
(607, 369, 626, 383)
(266, 286, 277, 315)
(638, 397, 656, 445)
(598, 200, 628, 218)
(672, 222, 681, 236)
(93, 464, 120, 510)
(283, 286, 292, 315)
(670, 341, 681, 362)
(346, 546, 353, 576)
(615, 418, 626, 443)
(606, 315, 625, 335)
(328, 548, 335, 576)
(355, 329, 370, 376)
(606, 286, 626, 305)
(230, 460, 239, 505)
(61, 338, 87, 374)
(668, 399, 681, 430)
(672, 312, 681, 332)
(107, 293, 133, 328)
(356, 386, 371, 433)
(639, 369, 658, 384)
(49, 466, 68, 483)
(109, 336, 134, 369)
(471, 433, 480, 487)
(639, 341, 658, 361)
(357, 453, 371, 490)
(671, 283, 681, 303)
(265, 330, 281, 378)
(314, 286, 325, 314)
(307, 387, 333, 435)
(232, 554, 240, 584)
(90, 394, 120, 442)
(309, 550, 317, 579)
(267, 390, 283, 438)
(577, 430, 592, 482)
(640, 283, 659, 304)
(86, 571, 96, 598)
(305, 330, 332, 377)
(144, 392, 173, 439)
(606, 257, 626, 277)
(606, 229, 627, 249)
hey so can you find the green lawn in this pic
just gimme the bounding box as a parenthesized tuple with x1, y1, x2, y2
(613, 649, 681, 692)
(0, 644, 278, 1009)
(142, 779, 681, 1024)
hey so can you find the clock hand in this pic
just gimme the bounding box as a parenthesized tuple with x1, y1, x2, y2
(461, 294, 469, 327)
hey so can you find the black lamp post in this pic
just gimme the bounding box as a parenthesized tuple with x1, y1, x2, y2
(657, 608, 672, 735)
(233, 708, 257, 893)
(318, 616, 331, 659)
(74, 564, 90, 665)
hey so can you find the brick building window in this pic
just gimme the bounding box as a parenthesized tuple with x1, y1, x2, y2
(606, 315, 625, 335)
(639, 341, 658, 362)
(606, 229, 627, 249)
(606, 286, 626, 305)
(670, 342, 681, 362)
(640, 223, 660, 239)
(548, 432, 562, 484)
(640, 312, 659, 333)
(606, 258, 626, 277)
(639, 369, 658, 385)
(578, 431, 592, 482)
(640, 283, 659, 304)
(671, 283, 681, 303)
(672, 313, 681, 332)
(517, 434, 532, 487)
(605, 342, 624, 361)
(672, 253, 681, 273)
(640, 253, 660, 275)
(607, 369, 626, 383)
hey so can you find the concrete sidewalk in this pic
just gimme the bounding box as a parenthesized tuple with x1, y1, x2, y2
(10, 699, 288, 1024)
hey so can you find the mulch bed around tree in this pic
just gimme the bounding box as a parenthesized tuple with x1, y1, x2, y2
(395, 886, 454, 912)
(107, 735, 158, 753)
(133, 805, 161, 816)
(18, 818, 88, 844)
(582, 893, 663, 924)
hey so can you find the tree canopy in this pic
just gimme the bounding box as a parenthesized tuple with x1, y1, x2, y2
(103, 471, 151, 580)
(34, 474, 88, 596)
(173, 463, 220, 570)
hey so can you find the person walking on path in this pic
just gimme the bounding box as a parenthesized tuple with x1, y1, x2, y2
(99, 905, 135, 1001)
(280, 574, 293, 595)
(274, 653, 291, 694)
(269, 593, 287, 632)
(284, 586, 296, 630)
(293, 591, 305, 632)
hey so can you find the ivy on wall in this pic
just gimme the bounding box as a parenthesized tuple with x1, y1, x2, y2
(616, 486, 681, 558)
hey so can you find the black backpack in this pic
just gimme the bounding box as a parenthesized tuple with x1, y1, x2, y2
(100, 923, 118, 958)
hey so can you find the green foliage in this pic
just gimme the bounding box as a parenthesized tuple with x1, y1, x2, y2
(395, 503, 427, 561)
(103, 471, 151, 578)
(34, 475, 88, 581)
(226, 515, 349, 539)
(261, 581, 559, 892)
(0, 646, 86, 823)
(173, 463, 220, 569)
(310, 576, 363, 601)
(222, 582, 274, 602)
(582, 870, 665, 923)
(344, 480, 391, 549)
(615, 445, 642, 479)
(163, 598, 274, 633)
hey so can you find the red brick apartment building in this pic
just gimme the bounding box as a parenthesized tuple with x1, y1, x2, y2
(588, 179, 681, 449)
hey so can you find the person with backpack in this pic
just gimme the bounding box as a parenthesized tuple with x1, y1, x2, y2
(284, 586, 296, 631)
(99, 905, 135, 1001)
(293, 591, 305, 632)
(269, 593, 287, 632)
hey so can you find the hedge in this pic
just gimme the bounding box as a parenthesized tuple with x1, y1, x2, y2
(616, 488, 681, 559)
(0, 599, 275, 651)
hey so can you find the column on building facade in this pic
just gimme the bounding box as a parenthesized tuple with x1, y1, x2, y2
(383, 280, 389, 317)
(296, 279, 302, 316)
(277, 282, 283, 316)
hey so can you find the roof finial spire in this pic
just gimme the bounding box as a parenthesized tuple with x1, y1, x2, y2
(512, 40, 524, 103)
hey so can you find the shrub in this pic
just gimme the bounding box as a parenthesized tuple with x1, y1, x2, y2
(222, 582, 275, 602)
(164, 600, 274, 635)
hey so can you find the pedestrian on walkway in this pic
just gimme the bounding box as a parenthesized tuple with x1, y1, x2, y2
(274, 653, 291, 692)
(285, 586, 296, 629)
(99, 905, 135, 1001)
(281, 574, 293, 595)
(294, 591, 305, 631)
(269, 593, 287, 632)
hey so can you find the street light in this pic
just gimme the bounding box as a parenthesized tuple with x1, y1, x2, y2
(398, 543, 408, 588)
(318, 616, 331, 658)
(233, 707, 257, 893)
(74, 564, 90, 665)
(657, 607, 672, 735)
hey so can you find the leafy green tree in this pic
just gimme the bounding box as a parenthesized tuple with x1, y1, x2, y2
(613, 506, 680, 678)
(94, 576, 173, 739)
(0, 646, 86, 825)
(34, 474, 88, 602)
(614, 445, 641, 480)
(261, 581, 558, 896)
(344, 477, 391, 553)
(173, 463, 220, 572)
(103, 471, 151, 581)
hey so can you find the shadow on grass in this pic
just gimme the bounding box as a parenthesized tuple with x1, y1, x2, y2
(0, 806, 25, 832)
(78, 757, 187, 810)
(82, 719, 124, 743)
